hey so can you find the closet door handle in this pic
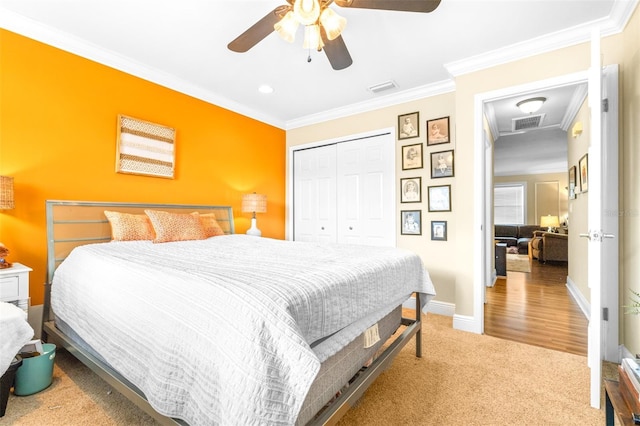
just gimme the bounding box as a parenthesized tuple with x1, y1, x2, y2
(349, 226, 353, 230)
(321, 226, 325, 231)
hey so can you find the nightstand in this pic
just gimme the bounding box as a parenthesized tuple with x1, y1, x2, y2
(0, 263, 32, 316)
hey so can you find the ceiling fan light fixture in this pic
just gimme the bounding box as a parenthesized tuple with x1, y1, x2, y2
(294, 0, 321, 26)
(516, 97, 547, 114)
(319, 8, 346, 40)
(274, 11, 299, 43)
(303, 24, 324, 51)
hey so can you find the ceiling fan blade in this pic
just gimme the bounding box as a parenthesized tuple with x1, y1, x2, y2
(228, 6, 290, 53)
(334, 0, 441, 13)
(321, 31, 353, 70)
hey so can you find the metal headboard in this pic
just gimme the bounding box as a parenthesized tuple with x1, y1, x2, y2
(45, 200, 235, 284)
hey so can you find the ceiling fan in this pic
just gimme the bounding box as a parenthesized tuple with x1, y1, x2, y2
(228, 0, 441, 70)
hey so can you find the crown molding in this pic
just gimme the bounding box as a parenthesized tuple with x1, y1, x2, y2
(0, 8, 286, 129)
(285, 79, 456, 130)
(2, 0, 636, 131)
(444, 0, 638, 78)
(560, 84, 589, 131)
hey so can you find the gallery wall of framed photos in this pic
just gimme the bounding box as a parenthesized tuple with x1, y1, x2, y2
(398, 111, 454, 240)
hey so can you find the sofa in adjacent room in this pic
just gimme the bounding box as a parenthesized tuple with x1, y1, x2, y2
(494, 224, 546, 255)
(530, 230, 568, 262)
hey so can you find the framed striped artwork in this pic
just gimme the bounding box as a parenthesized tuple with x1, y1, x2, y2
(116, 115, 176, 179)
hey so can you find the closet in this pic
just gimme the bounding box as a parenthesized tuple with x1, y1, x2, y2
(292, 131, 395, 247)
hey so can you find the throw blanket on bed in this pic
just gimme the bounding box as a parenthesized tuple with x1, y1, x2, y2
(51, 235, 435, 425)
(0, 302, 34, 377)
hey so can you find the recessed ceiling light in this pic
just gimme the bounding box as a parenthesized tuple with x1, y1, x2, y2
(258, 84, 274, 94)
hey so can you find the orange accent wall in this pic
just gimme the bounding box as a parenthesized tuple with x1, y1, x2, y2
(0, 30, 286, 305)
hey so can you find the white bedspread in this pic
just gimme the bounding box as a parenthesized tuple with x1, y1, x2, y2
(0, 302, 34, 377)
(51, 235, 435, 425)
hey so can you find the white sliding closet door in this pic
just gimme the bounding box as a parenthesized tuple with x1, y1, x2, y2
(293, 144, 337, 243)
(336, 135, 395, 246)
(292, 131, 395, 247)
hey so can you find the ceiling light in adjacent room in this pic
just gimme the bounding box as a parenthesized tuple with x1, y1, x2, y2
(516, 97, 546, 114)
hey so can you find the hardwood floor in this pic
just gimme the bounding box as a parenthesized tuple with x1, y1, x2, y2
(484, 259, 588, 356)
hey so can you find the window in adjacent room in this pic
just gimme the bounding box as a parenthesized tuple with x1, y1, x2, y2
(494, 183, 526, 224)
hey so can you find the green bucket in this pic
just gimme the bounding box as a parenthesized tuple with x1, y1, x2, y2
(14, 343, 56, 396)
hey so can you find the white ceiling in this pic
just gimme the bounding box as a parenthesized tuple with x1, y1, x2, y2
(0, 0, 635, 132)
(489, 83, 588, 176)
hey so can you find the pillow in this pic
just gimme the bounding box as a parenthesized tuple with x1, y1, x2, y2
(197, 213, 226, 237)
(104, 211, 155, 241)
(145, 209, 207, 243)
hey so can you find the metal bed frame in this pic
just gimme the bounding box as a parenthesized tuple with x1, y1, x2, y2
(41, 200, 422, 425)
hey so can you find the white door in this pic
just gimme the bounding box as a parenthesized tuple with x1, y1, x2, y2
(584, 54, 619, 408)
(291, 130, 396, 246)
(293, 144, 337, 243)
(336, 134, 396, 247)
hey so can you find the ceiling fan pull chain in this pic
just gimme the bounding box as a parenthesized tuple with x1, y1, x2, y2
(307, 47, 312, 63)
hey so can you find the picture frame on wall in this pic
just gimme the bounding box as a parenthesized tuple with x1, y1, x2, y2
(116, 114, 176, 179)
(579, 154, 588, 193)
(398, 112, 420, 140)
(428, 184, 451, 212)
(402, 143, 423, 170)
(430, 149, 454, 178)
(431, 221, 447, 241)
(569, 165, 577, 199)
(400, 177, 421, 203)
(426, 116, 450, 146)
(401, 210, 422, 235)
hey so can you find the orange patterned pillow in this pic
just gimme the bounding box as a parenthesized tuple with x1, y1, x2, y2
(145, 210, 207, 243)
(104, 211, 155, 241)
(197, 213, 226, 237)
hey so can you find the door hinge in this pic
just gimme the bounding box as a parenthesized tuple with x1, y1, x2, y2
(602, 98, 609, 112)
(603, 307, 609, 321)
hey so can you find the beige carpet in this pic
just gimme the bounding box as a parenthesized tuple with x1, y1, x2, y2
(507, 253, 531, 273)
(0, 314, 606, 425)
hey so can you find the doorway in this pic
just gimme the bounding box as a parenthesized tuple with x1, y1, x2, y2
(474, 64, 620, 408)
(473, 71, 591, 335)
(484, 82, 577, 352)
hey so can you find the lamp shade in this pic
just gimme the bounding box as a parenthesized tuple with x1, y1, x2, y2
(540, 215, 560, 230)
(242, 193, 267, 214)
(0, 176, 14, 210)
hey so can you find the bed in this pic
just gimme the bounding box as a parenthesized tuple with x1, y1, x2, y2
(0, 301, 34, 377)
(42, 200, 435, 425)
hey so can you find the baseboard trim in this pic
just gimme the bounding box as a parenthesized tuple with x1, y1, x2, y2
(426, 300, 456, 317)
(452, 314, 481, 334)
(403, 297, 481, 334)
(403, 297, 455, 317)
(566, 276, 590, 319)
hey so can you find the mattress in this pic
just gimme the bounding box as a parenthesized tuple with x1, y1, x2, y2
(297, 306, 402, 425)
(51, 235, 435, 424)
(55, 306, 403, 426)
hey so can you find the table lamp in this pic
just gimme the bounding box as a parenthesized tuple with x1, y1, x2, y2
(242, 193, 267, 237)
(0, 176, 14, 268)
(0, 176, 14, 210)
(540, 215, 560, 233)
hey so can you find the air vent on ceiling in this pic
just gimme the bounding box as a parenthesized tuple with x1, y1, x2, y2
(368, 80, 397, 94)
(512, 113, 545, 131)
